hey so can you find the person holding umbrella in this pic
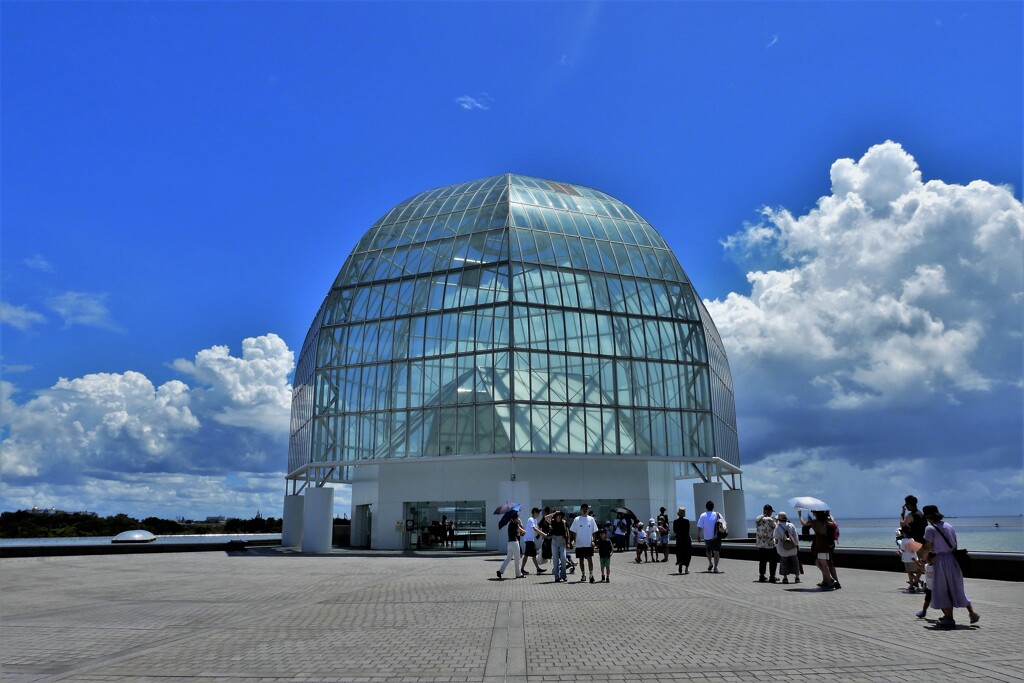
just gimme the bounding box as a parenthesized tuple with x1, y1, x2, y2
(797, 507, 840, 590)
(495, 508, 525, 580)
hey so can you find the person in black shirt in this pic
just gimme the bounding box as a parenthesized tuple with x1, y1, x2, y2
(495, 511, 524, 580)
(901, 494, 927, 586)
(673, 507, 692, 574)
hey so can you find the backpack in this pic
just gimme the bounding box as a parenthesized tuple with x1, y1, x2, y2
(715, 513, 728, 540)
(831, 519, 840, 542)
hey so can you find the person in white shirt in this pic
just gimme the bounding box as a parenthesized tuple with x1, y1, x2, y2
(520, 507, 548, 576)
(696, 500, 725, 573)
(569, 503, 599, 583)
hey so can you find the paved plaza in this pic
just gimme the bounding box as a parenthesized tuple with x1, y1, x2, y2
(2, 548, 1022, 683)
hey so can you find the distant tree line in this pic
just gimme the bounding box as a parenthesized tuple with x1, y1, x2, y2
(0, 510, 282, 538)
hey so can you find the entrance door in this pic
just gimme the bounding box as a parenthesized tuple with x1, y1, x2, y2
(354, 504, 371, 548)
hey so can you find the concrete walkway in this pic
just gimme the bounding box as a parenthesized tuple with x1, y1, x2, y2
(2, 548, 1021, 682)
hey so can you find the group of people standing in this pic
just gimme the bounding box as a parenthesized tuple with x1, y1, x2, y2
(496, 504, 611, 583)
(494, 494, 981, 630)
(750, 502, 839, 588)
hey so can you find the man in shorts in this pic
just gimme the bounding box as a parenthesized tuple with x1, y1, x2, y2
(570, 503, 599, 583)
(520, 507, 547, 576)
(696, 500, 724, 573)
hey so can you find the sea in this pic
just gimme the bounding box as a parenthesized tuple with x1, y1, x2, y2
(744, 515, 1024, 553)
(0, 533, 282, 548)
(2, 518, 1022, 553)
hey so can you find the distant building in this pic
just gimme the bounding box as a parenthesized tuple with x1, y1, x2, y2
(284, 175, 744, 551)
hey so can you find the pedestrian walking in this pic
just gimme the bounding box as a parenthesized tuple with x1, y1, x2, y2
(634, 522, 647, 563)
(570, 503, 599, 583)
(921, 505, 980, 628)
(496, 510, 524, 580)
(755, 504, 779, 583)
(521, 508, 548, 576)
(547, 509, 570, 583)
(798, 508, 840, 590)
(596, 529, 614, 582)
(772, 511, 800, 584)
(673, 507, 692, 574)
(696, 501, 724, 573)
(657, 507, 671, 562)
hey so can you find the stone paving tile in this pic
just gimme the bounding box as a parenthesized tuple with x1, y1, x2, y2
(1, 550, 1021, 682)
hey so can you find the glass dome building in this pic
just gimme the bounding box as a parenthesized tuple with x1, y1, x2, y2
(284, 175, 744, 551)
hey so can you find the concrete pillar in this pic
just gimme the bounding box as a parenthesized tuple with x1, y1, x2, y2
(723, 488, 747, 539)
(281, 494, 304, 547)
(495, 479, 529, 552)
(301, 486, 334, 554)
(693, 481, 724, 539)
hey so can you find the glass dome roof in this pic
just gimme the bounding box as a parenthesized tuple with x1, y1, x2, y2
(288, 174, 737, 476)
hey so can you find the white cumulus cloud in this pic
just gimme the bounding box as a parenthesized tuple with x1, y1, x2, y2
(171, 333, 294, 434)
(0, 334, 294, 489)
(708, 140, 1023, 409)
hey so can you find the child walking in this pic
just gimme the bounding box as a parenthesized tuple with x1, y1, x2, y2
(916, 553, 935, 618)
(897, 530, 921, 591)
(596, 529, 614, 582)
(634, 522, 648, 563)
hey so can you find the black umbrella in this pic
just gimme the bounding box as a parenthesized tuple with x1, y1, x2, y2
(612, 507, 636, 519)
(493, 502, 519, 515)
(497, 505, 522, 529)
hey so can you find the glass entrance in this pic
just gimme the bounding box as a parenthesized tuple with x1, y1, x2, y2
(404, 500, 487, 550)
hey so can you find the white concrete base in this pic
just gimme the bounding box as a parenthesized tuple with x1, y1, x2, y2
(723, 488, 748, 538)
(692, 481, 725, 529)
(351, 457, 728, 550)
(281, 494, 304, 547)
(301, 486, 334, 554)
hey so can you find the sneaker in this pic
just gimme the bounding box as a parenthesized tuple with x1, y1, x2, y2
(915, 609, 926, 619)
(782, 577, 789, 584)
(794, 578, 800, 583)
(678, 566, 683, 575)
(554, 578, 561, 583)
(536, 569, 546, 574)
(759, 576, 767, 583)
(713, 567, 721, 573)
(970, 612, 980, 624)
(833, 582, 842, 590)
(908, 586, 916, 593)
(708, 563, 714, 571)
(590, 575, 595, 583)
(496, 571, 503, 580)
(684, 568, 689, 575)
(522, 570, 529, 576)
(937, 616, 955, 629)
(579, 574, 587, 582)
(769, 577, 778, 583)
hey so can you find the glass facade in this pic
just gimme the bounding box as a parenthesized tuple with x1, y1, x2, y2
(288, 175, 739, 476)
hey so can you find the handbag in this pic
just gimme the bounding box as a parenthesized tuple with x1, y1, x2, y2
(932, 523, 970, 576)
(715, 513, 728, 540)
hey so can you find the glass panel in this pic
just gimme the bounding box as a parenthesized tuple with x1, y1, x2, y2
(563, 308, 582, 354)
(531, 405, 550, 452)
(549, 405, 569, 452)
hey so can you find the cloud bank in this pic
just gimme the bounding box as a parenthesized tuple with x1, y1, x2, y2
(706, 141, 1023, 517)
(0, 333, 297, 518)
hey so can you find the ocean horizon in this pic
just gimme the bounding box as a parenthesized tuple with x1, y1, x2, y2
(3, 516, 1022, 553)
(743, 515, 1024, 553)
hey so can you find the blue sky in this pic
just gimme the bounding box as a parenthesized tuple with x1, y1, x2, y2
(2, 2, 1021, 522)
